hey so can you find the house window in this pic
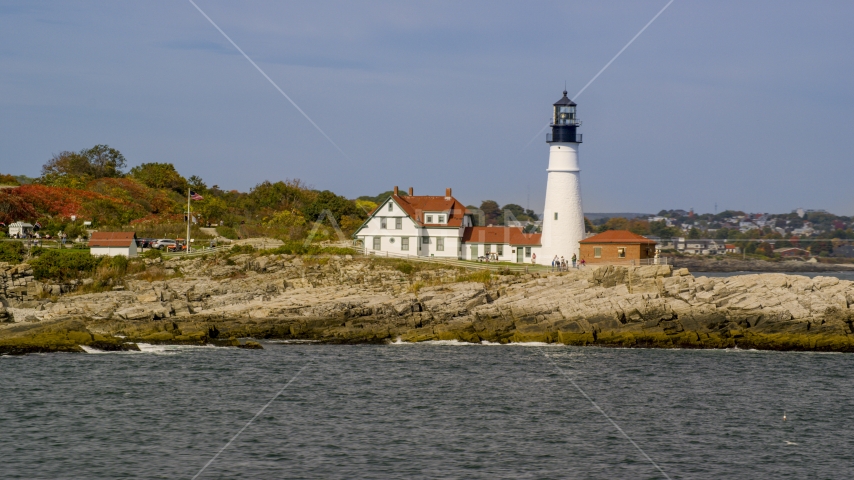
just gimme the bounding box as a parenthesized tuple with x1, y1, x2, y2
(594, 247, 602, 258)
(485, 244, 492, 253)
(497, 245, 504, 256)
(618, 247, 626, 258)
(380, 218, 387, 229)
(388, 203, 393, 212)
(401, 237, 409, 251)
(554, 212, 558, 220)
(426, 215, 433, 223)
(373, 237, 381, 251)
(422, 236, 430, 244)
(437, 237, 444, 251)
(525, 247, 531, 258)
(438, 215, 445, 223)
(395, 218, 402, 229)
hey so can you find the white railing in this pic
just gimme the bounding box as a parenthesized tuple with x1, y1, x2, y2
(161, 245, 233, 258)
(353, 247, 555, 273)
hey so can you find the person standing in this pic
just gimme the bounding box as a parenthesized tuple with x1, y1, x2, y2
(552, 255, 558, 272)
(571, 253, 577, 269)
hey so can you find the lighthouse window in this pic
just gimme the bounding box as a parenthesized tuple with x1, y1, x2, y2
(554, 212, 558, 220)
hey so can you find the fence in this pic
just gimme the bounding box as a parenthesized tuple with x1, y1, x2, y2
(161, 245, 233, 259)
(353, 246, 554, 273)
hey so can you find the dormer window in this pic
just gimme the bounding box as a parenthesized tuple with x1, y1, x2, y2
(438, 215, 445, 223)
(426, 215, 433, 223)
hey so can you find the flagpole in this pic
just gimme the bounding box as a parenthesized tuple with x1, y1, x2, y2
(187, 188, 191, 255)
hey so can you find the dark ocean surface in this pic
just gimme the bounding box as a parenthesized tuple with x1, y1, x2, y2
(2, 342, 853, 479)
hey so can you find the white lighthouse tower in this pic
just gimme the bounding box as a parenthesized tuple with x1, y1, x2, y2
(539, 90, 585, 263)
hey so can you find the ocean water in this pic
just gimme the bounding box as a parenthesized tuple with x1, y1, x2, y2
(2, 343, 853, 479)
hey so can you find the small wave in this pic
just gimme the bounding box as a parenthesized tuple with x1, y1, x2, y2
(265, 339, 320, 344)
(136, 343, 217, 355)
(80, 345, 112, 354)
(389, 339, 564, 347)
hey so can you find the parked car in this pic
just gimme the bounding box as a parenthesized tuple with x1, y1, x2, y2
(152, 239, 177, 250)
(136, 238, 155, 249)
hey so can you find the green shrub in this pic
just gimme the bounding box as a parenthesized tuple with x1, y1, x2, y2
(0, 241, 25, 263)
(216, 226, 238, 240)
(29, 250, 102, 281)
(230, 244, 255, 254)
(393, 261, 415, 275)
(141, 249, 162, 260)
(266, 242, 356, 256)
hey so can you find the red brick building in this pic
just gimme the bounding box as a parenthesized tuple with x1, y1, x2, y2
(579, 230, 656, 264)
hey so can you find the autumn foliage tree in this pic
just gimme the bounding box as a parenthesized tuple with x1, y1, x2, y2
(0, 190, 37, 224)
(40, 145, 127, 187)
(128, 162, 188, 194)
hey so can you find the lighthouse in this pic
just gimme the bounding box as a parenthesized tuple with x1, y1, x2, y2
(539, 90, 585, 263)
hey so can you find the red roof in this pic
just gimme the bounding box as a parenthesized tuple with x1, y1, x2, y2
(89, 232, 136, 247)
(579, 230, 656, 245)
(391, 194, 469, 227)
(462, 227, 541, 246)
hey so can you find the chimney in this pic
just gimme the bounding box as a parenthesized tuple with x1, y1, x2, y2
(408, 187, 413, 196)
(393, 186, 399, 196)
(445, 187, 452, 199)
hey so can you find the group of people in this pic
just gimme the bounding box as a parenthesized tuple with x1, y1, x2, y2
(551, 253, 584, 271)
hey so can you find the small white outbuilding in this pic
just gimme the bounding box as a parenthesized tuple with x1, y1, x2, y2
(8, 221, 33, 238)
(88, 232, 138, 258)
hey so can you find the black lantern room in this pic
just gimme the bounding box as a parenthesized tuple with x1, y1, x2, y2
(547, 90, 582, 143)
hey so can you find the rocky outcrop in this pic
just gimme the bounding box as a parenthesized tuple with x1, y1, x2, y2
(2, 254, 853, 353)
(670, 256, 854, 273)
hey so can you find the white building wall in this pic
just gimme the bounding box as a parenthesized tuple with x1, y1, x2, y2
(355, 198, 461, 258)
(540, 142, 585, 263)
(90, 245, 136, 257)
(459, 243, 541, 263)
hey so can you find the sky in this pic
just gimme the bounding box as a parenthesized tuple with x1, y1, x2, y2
(1, 1, 853, 215)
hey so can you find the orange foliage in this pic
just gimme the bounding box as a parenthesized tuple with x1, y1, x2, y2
(14, 184, 138, 219)
(130, 213, 184, 225)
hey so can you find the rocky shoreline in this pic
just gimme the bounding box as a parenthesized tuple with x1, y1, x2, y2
(2, 253, 853, 354)
(670, 256, 854, 273)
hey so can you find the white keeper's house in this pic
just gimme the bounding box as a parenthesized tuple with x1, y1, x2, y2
(354, 186, 543, 262)
(354, 186, 471, 258)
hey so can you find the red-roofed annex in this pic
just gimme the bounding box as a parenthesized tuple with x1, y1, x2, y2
(578, 230, 657, 264)
(89, 231, 138, 258)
